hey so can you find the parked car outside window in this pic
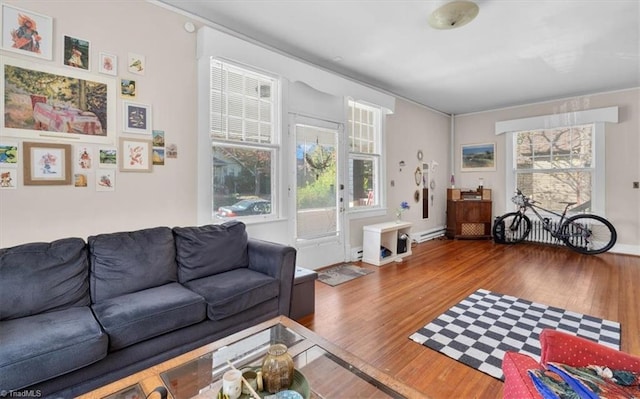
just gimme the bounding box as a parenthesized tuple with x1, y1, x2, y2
(215, 198, 271, 218)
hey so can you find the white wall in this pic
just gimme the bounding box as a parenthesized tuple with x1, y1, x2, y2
(454, 89, 640, 253)
(0, 0, 199, 247)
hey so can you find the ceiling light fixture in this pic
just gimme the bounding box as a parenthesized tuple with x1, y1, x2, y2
(428, 0, 479, 30)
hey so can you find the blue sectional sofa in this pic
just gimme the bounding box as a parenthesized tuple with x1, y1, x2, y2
(0, 221, 296, 398)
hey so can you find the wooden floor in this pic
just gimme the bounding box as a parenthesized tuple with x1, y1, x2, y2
(298, 238, 640, 399)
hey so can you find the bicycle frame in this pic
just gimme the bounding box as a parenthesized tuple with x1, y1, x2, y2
(513, 195, 574, 240)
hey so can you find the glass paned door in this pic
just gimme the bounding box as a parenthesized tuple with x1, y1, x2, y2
(295, 123, 340, 240)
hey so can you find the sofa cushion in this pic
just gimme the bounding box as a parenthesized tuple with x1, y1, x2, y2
(91, 282, 207, 351)
(184, 268, 279, 320)
(174, 221, 250, 283)
(89, 226, 177, 302)
(0, 238, 89, 321)
(0, 307, 108, 391)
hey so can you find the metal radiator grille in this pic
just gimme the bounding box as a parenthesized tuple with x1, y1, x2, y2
(524, 220, 564, 246)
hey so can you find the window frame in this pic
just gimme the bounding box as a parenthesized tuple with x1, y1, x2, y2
(506, 122, 605, 216)
(209, 58, 281, 222)
(346, 100, 385, 216)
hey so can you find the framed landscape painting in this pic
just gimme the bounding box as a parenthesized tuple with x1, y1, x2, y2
(461, 142, 496, 172)
(1, 57, 116, 144)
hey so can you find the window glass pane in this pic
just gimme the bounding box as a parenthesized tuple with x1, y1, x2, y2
(349, 157, 376, 208)
(213, 146, 272, 219)
(347, 100, 381, 209)
(516, 171, 592, 212)
(514, 123, 593, 211)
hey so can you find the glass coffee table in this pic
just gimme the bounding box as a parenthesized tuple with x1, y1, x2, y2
(80, 316, 424, 399)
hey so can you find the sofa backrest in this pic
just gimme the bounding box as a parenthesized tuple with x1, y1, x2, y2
(0, 238, 90, 321)
(173, 221, 249, 283)
(88, 226, 177, 303)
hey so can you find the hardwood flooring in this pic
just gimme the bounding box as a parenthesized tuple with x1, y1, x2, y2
(298, 239, 640, 399)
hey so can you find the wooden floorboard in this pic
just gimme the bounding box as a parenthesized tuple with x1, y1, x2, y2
(298, 238, 640, 399)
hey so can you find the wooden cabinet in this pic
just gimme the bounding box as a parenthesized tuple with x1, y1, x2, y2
(362, 221, 412, 266)
(446, 190, 492, 239)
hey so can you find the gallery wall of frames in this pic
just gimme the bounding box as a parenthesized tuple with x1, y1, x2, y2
(0, 1, 199, 247)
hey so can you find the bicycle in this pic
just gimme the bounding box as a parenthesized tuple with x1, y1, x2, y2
(492, 189, 617, 255)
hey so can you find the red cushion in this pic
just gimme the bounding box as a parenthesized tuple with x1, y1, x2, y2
(502, 329, 640, 399)
(502, 352, 543, 399)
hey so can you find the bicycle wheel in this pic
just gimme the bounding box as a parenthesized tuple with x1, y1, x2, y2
(493, 212, 531, 244)
(561, 214, 617, 255)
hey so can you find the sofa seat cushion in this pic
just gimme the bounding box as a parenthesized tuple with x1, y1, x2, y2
(0, 307, 107, 391)
(184, 268, 280, 321)
(92, 282, 206, 351)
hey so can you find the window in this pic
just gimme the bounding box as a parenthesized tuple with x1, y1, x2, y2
(512, 124, 595, 212)
(210, 59, 278, 220)
(347, 100, 381, 209)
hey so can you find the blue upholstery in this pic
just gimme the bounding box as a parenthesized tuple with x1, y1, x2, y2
(0, 307, 107, 391)
(184, 268, 280, 320)
(0, 238, 89, 321)
(92, 282, 207, 350)
(2, 223, 296, 397)
(89, 226, 177, 302)
(174, 221, 250, 283)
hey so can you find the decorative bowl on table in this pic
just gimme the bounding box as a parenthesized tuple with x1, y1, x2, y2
(217, 369, 310, 399)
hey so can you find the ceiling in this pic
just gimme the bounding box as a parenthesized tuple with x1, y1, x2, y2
(159, 0, 640, 115)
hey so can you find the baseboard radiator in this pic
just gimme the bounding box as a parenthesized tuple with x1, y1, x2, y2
(523, 219, 565, 246)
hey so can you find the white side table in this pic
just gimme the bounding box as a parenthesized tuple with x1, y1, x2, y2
(362, 221, 412, 266)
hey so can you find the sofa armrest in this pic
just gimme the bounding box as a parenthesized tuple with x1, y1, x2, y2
(247, 238, 297, 317)
(540, 329, 640, 371)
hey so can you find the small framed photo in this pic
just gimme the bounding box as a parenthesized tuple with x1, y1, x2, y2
(128, 53, 145, 75)
(122, 101, 151, 135)
(120, 79, 136, 98)
(76, 146, 93, 170)
(0, 168, 17, 189)
(0, 142, 19, 167)
(23, 141, 72, 185)
(1, 4, 53, 60)
(98, 147, 117, 168)
(461, 142, 496, 172)
(96, 168, 115, 191)
(152, 147, 164, 166)
(99, 52, 117, 75)
(63, 35, 90, 71)
(119, 137, 152, 172)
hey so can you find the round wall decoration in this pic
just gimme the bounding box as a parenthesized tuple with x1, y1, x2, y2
(417, 150, 423, 161)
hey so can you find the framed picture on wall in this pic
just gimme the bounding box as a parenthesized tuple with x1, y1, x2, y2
(23, 141, 72, 185)
(461, 142, 496, 172)
(122, 101, 151, 135)
(63, 35, 90, 71)
(1, 4, 53, 60)
(119, 137, 152, 172)
(1, 57, 116, 144)
(99, 52, 118, 76)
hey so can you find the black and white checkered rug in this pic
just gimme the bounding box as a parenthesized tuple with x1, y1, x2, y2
(409, 289, 621, 380)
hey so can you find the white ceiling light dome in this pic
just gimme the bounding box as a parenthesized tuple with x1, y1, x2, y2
(428, 0, 479, 30)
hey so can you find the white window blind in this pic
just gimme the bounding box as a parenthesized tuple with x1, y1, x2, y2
(210, 59, 276, 144)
